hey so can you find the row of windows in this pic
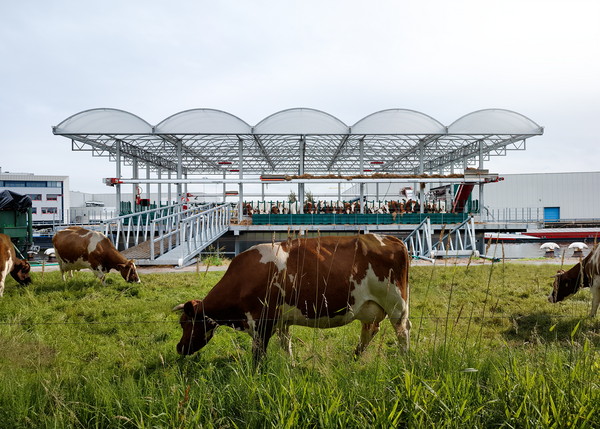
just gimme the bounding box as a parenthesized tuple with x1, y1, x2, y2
(1, 180, 62, 188)
(31, 207, 58, 214)
(26, 194, 61, 201)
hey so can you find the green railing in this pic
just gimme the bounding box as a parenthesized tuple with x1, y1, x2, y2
(251, 212, 469, 226)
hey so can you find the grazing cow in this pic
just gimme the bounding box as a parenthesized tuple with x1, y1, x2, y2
(548, 244, 600, 317)
(52, 226, 140, 285)
(174, 234, 411, 363)
(0, 233, 32, 297)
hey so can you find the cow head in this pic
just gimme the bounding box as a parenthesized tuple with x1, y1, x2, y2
(10, 259, 32, 286)
(548, 269, 581, 303)
(117, 260, 140, 283)
(173, 300, 217, 355)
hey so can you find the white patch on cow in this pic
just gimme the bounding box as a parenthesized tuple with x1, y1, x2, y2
(87, 231, 105, 254)
(372, 234, 387, 247)
(59, 256, 94, 273)
(278, 303, 357, 328)
(0, 258, 12, 297)
(255, 243, 289, 272)
(245, 312, 256, 334)
(349, 264, 407, 322)
(288, 274, 296, 285)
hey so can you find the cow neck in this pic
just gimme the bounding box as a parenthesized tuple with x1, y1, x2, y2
(200, 285, 244, 327)
(101, 246, 127, 268)
(579, 251, 595, 288)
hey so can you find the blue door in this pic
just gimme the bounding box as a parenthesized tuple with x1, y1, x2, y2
(544, 207, 560, 222)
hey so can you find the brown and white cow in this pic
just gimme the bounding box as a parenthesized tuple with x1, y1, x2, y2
(548, 244, 600, 317)
(0, 233, 32, 297)
(52, 226, 140, 285)
(174, 234, 411, 363)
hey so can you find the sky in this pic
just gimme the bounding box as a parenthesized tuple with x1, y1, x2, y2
(1, 0, 599, 195)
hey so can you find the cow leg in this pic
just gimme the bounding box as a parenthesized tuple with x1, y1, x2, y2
(390, 316, 412, 352)
(278, 324, 293, 357)
(354, 322, 380, 356)
(590, 277, 600, 317)
(93, 270, 106, 285)
(380, 293, 411, 352)
(251, 322, 275, 365)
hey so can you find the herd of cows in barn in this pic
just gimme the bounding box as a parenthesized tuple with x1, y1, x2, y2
(1, 227, 598, 363)
(243, 199, 447, 216)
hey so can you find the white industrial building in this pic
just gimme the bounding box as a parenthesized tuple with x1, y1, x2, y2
(345, 171, 600, 224)
(484, 171, 600, 223)
(0, 172, 70, 224)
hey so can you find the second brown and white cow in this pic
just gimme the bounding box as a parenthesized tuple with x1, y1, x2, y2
(548, 244, 600, 317)
(174, 234, 411, 363)
(52, 226, 140, 285)
(0, 233, 32, 297)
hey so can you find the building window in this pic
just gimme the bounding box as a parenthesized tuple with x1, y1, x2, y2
(4, 180, 27, 187)
(41, 207, 58, 214)
(27, 194, 42, 201)
(26, 181, 48, 187)
(46, 194, 60, 201)
(31, 207, 37, 214)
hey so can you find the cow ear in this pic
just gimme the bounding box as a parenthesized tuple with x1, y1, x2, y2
(183, 300, 202, 318)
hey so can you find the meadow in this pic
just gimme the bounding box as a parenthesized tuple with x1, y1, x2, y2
(0, 259, 598, 428)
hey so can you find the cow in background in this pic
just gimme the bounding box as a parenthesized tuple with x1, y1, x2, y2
(0, 233, 31, 297)
(174, 234, 411, 363)
(53, 226, 140, 285)
(548, 244, 600, 317)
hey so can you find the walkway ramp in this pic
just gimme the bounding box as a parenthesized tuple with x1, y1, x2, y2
(403, 216, 478, 260)
(105, 203, 231, 267)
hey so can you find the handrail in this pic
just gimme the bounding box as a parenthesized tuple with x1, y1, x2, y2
(403, 217, 434, 261)
(150, 204, 231, 265)
(102, 203, 211, 251)
(431, 217, 477, 257)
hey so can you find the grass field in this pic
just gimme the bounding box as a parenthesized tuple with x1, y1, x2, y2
(0, 260, 599, 428)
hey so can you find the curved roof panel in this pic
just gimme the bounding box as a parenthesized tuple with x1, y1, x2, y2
(448, 109, 543, 135)
(352, 109, 446, 134)
(155, 108, 252, 134)
(53, 108, 153, 134)
(254, 108, 348, 134)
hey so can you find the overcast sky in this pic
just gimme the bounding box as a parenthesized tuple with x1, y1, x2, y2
(1, 0, 599, 194)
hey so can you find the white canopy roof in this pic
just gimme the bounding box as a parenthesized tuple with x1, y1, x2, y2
(53, 107, 543, 176)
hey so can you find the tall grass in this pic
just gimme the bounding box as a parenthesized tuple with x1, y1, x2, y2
(0, 262, 598, 428)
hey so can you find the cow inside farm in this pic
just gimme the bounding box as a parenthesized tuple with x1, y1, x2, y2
(174, 234, 411, 363)
(52, 226, 140, 285)
(548, 244, 600, 317)
(0, 233, 32, 297)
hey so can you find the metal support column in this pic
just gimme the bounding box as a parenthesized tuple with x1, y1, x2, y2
(167, 171, 172, 204)
(478, 140, 485, 221)
(146, 164, 151, 202)
(176, 140, 183, 201)
(222, 170, 226, 203)
(418, 140, 425, 213)
(298, 136, 305, 214)
(359, 138, 365, 213)
(238, 138, 244, 224)
(157, 168, 162, 206)
(132, 157, 138, 211)
(115, 140, 122, 214)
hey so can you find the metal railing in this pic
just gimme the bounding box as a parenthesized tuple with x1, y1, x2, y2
(102, 203, 208, 251)
(150, 204, 230, 266)
(403, 216, 477, 261)
(486, 207, 544, 223)
(403, 217, 434, 261)
(430, 217, 478, 258)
